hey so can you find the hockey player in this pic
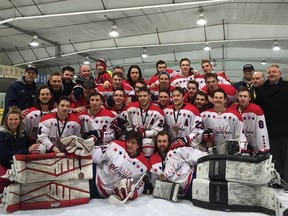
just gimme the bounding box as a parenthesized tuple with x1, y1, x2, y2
(163, 87, 203, 147)
(107, 86, 164, 157)
(37, 96, 81, 152)
(150, 71, 174, 102)
(170, 58, 194, 89)
(193, 91, 212, 113)
(230, 87, 270, 155)
(70, 79, 96, 113)
(184, 80, 199, 104)
(201, 89, 248, 151)
(157, 90, 171, 109)
(149, 130, 207, 201)
(90, 130, 149, 200)
(97, 72, 134, 108)
(194, 59, 230, 89)
(22, 85, 55, 142)
(75, 92, 115, 144)
(109, 88, 126, 115)
(201, 73, 236, 106)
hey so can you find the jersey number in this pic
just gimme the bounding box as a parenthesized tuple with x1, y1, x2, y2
(258, 120, 264, 129)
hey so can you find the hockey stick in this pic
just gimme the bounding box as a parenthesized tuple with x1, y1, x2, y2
(108, 173, 146, 207)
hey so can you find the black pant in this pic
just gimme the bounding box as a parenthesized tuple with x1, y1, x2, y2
(270, 137, 288, 182)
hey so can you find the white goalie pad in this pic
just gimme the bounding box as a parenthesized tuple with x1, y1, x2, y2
(196, 154, 275, 185)
(5, 153, 93, 183)
(152, 180, 180, 202)
(192, 179, 280, 216)
(1, 180, 90, 213)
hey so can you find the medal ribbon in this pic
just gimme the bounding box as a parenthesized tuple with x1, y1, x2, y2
(140, 105, 150, 126)
(56, 116, 68, 138)
(173, 103, 185, 124)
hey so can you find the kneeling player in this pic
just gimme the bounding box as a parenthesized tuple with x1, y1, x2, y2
(90, 130, 149, 201)
(149, 130, 207, 201)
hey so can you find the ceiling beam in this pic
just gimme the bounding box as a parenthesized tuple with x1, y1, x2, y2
(0, 0, 230, 25)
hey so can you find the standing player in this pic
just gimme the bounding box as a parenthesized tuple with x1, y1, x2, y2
(23, 86, 55, 142)
(163, 87, 203, 148)
(185, 80, 199, 104)
(76, 92, 116, 144)
(201, 89, 247, 151)
(170, 58, 194, 89)
(230, 88, 270, 154)
(193, 91, 212, 113)
(117, 86, 164, 157)
(201, 73, 236, 106)
(109, 88, 126, 115)
(37, 96, 81, 152)
(194, 59, 230, 89)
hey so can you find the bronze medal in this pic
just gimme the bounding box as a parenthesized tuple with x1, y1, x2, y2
(172, 124, 179, 132)
(158, 174, 166, 181)
(78, 172, 84, 179)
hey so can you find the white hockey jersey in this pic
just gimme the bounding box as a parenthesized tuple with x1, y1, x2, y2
(22, 107, 55, 141)
(76, 108, 115, 134)
(163, 103, 203, 146)
(37, 112, 81, 151)
(230, 103, 270, 153)
(123, 102, 165, 138)
(92, 140, 149, 198)
(201, 108, 248, 151)
(194, 73, 231, 89)
(170, 75, 194, 89)
(149, 147, 207, 192)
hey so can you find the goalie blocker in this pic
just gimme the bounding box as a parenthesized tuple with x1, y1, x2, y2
(192, 178, 280, 216)
(196, 154, 277, 185)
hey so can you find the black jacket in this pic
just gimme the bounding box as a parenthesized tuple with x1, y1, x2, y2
(0, 127, 32, 168)
(255, 78, 288, 138)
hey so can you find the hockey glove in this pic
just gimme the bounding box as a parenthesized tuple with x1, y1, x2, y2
(110, 117, 127, 139)
(112, 178, 133, 200)
(170, 136, 191, 150)
(136, 127, 146, 138)
(83, 130, 103, 145)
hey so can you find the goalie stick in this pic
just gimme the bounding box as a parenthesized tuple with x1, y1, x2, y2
(108, 173, 146, 207)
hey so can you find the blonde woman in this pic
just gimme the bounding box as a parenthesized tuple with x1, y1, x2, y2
(0, 106, 45, 192)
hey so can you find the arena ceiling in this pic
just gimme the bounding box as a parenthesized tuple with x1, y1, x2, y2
(0, 0, 288, 81)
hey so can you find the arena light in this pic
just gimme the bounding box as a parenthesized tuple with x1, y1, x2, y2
(30, 35, 40, 47)
(109, 22, 119, 37)
(196, 7, 207, 26)
(272, 40, 280, 51)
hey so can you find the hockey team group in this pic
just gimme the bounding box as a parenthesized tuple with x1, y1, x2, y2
(0, 58, 287, 215)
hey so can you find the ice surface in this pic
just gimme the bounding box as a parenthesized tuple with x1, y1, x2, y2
(2, 189, 288, 216)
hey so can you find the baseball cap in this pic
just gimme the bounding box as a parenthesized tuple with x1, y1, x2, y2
(25, 65, 38, 74)
(243, 64, 254, 71)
